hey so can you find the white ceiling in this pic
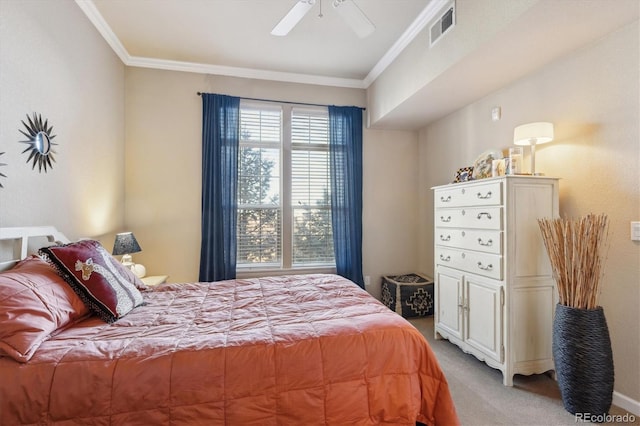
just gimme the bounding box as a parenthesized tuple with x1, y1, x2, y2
(83, 0, 431, 88)
(77, 0, 639, 130)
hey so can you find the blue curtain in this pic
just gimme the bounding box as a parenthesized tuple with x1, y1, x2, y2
(199, 94, 240, 282)
(329, 106, 364, 288)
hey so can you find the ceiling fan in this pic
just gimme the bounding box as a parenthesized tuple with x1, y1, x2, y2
(271, 0, 375, 38)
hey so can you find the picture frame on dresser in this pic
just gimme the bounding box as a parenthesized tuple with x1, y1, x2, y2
(453, 166, 474, 183)
(432, 175, 560, 386)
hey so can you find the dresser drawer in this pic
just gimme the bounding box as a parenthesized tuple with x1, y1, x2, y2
(435, 181, 502, 208)
(436, 247, 503, 280)
(436, 206, 502, 230)
(435, 229, 503, 254)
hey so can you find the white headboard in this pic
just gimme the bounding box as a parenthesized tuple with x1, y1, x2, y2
(0, 226, 70, 272)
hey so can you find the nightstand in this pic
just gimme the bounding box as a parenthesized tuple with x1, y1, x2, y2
(141, 275, 169, 286)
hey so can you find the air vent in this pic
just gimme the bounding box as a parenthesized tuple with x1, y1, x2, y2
(429, 1, 455, 47)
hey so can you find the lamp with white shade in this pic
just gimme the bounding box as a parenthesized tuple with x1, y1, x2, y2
(513, 122, 554, 176)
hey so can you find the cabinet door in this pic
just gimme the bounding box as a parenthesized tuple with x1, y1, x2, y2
(435, 267, 464, 341)
(465, 275, 503, 363)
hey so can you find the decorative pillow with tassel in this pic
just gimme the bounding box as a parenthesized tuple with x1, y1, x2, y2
(40, 240, 144, 323)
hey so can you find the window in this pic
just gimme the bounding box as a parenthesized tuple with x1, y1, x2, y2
(237, 101, 334, 271)
(291, 108, 334, 265)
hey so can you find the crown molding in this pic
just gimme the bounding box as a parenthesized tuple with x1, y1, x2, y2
(75, 0, 130, 63)
(75, 0, 436, 90)
(128, 56, 367, 89)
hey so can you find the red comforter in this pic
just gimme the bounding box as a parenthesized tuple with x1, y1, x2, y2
(1, 274, 458, 425)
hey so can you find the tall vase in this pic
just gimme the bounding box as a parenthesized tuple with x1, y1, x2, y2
(553, 304, 614, 416)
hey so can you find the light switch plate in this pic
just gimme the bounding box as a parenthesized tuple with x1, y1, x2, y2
(631, 221, 640, 241)
(491, 106, 501, 121)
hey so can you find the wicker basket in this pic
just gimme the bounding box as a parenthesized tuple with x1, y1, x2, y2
(553, 304, 614, 416)
(381, 273, 433, 318)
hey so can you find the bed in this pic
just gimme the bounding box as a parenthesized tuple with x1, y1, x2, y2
(0, 226, 458, 425)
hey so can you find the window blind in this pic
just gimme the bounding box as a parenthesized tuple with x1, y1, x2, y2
(236, 102, 334, 269)
(291, 108, 333, 265)
(237, 104, 282, 266)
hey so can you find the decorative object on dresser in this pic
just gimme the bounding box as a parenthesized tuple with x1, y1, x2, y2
(381, 273, 434, 318)
(432, 175, 559, 386)
(471, 149, 503, 180)
(19, 112, 58, 173)
(453, 166, 473, 183)
(506, 146, 523, 175)
(513, 122, 554, 175)
(538, 214, 613, 417)
(491, 158, 506, 177)
(112, 231, 145, 278)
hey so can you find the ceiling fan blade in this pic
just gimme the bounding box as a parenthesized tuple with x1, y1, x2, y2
(332, 0, 375, 38)
(271, 0, 316, 36)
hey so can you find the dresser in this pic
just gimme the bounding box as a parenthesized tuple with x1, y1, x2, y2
(432, 175, 559, 386)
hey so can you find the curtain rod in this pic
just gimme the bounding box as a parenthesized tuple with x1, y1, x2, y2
(196, 92, 365, 111)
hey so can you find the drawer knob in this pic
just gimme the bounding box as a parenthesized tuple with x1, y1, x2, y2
(477, 191, 492, 199)
(477, 212, 492, 220)
(440, 215, 452, 223)
(440, 234, 451, 242)
(477, 238, 493, 247)
(440, 195, 452, 202)
(477, 262, 493, 271)
(440, 254, 451, 262)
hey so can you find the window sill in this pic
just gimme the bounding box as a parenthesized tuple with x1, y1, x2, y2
(236, 265, 337, 279)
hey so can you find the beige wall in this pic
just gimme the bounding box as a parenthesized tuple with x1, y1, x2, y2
(125, 68, 419, 292)
(419, 21, 639, 404)
(362, 128, 420, 298)
(0, 0, 125, 243)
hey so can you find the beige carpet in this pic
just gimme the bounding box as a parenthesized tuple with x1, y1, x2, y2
(408, 317, 639, 426)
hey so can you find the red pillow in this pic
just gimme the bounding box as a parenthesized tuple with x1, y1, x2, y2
(0, 256, 89, 362)
(39, 240, 144, 323)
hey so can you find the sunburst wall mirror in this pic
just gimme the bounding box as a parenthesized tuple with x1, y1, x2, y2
(19, 112, 57, 173)
(0, 152, 6, 188)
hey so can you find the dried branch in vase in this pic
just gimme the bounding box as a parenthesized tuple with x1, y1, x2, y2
(537, 214, 609, 310)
